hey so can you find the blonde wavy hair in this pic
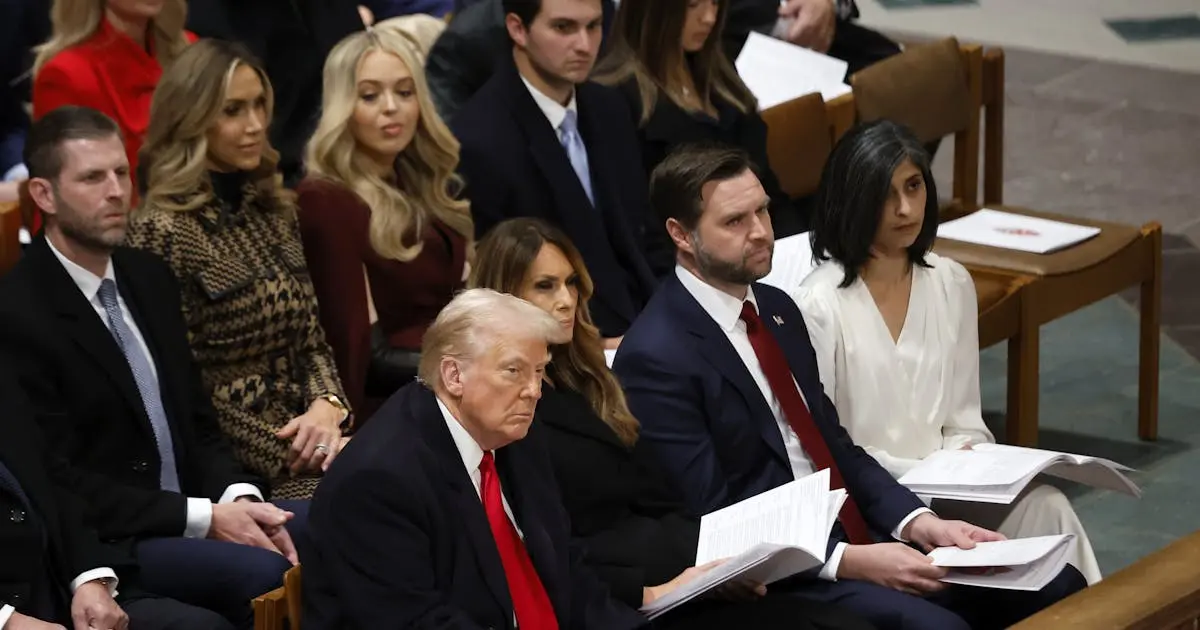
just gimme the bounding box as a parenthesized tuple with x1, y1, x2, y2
(305, 28, 473, 262)
(469, 219, 641, 447)
(139, 39, 292, 214)
(33, 0, 190, 75)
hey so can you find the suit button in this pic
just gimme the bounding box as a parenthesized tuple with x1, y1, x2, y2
(8, 593, 23, 606)
(9, 508, 25, 523)
(132, 460, 149, 473)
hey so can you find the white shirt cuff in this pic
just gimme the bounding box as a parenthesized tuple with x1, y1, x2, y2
(0, 604, 14, 629)
(187, 484, 264, 538)
(218, 483, 264, 505)
(818, 542, 847, 581)
(70, 568, 119, 597)
(184, 498, 214, 539)
(893, 507, 935, 542)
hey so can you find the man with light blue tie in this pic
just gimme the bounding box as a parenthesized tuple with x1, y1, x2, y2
(452, 0, 666, 346)
(0, 106, 307, 630)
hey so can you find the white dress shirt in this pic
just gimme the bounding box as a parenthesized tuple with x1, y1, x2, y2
(675, 266, 931, 581)
(794, 254, 994, 477)
(436, 398, 522, 538)
(45, 240, 262, 541)
(520, 75, 579, 144)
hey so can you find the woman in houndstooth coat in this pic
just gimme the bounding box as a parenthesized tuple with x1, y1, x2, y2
(128, 40, 352, 500)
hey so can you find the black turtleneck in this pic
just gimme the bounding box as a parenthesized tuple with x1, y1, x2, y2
(209, 170, 248, 212)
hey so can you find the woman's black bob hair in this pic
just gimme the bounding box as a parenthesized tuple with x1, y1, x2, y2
(809, 119, 939, 288)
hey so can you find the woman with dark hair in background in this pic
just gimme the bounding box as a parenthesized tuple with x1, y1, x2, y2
(793, 120, 1101, 584)
(469, 217, 877, 630)
(592, 0, 807, 237)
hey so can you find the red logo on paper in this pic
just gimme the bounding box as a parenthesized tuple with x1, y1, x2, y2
(995, 227, 1040, 237)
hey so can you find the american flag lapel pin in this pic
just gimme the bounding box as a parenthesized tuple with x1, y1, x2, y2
(772, 315, 784, 326)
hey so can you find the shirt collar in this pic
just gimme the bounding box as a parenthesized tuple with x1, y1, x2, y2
(520, 74, 579, 132)
(436, 396, 487, 474)
(46, 238, 116, 304)
(674, 264, 759, 333)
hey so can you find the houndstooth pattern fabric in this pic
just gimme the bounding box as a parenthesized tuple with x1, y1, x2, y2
(128, 182, 346, 500)
(98, 279, 182, 493)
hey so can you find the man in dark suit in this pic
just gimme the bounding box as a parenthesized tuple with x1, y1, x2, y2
(304, 288, 647, 629)
(427, 0, 616, 122)
(1, 363, 235, 630)
(0, 107, 304, 630)
(613, 144, 1086, 630)
(724, 0, 901, 77)
(452, 0, 667, 342)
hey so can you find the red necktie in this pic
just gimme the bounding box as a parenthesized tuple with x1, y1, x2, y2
(739, 301, 873, 545)
(479, 452, 559, 630)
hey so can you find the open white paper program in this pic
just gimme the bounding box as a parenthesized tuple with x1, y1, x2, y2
(735, 32, 852, 110)
(929, 535, 1074, 591)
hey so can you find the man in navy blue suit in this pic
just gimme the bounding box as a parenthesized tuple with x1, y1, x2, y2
(613, 143, 1086, 630)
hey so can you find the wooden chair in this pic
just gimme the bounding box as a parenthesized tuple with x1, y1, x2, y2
(850, 39, 1162, 446)
(252, 565, 302, 630)
(0, 201, 21, 275)
(761, 92, 834, 200)
(1013, 529, 1200, 629)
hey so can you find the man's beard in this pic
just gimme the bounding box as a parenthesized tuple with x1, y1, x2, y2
(54, 189, 127, 253)
(692, 230, 772, 286)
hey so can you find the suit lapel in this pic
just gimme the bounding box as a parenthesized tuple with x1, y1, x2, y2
(414, 388, 515, 622)
(667, 276, 791, 467)
(576, 85, 658, 296)
(756, 286, 829, 425)
(497, 443, 566, 620)
(27, 240, 154, 439)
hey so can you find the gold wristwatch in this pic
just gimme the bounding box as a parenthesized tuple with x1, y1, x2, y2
(319, 394, 352, 431)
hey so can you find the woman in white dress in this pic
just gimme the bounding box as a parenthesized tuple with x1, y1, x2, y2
(792, 120, 1102, 584)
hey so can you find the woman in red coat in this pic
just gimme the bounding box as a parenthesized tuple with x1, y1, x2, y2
(31, 0, 193, 230)
(298, 28, 474, 422)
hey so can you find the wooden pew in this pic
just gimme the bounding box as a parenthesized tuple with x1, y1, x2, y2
(1014, 530, 1200, 629)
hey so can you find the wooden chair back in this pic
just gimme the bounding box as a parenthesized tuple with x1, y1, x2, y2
(0, 201, 21, 275)
(849, 37, 983, 216)
(285, 565, 302, 630)
(760, 92, 833, 200)
(251, 565, 301, 630)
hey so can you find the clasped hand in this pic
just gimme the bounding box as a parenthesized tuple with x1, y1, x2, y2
(840, 514, 1005, 596)
(210, 499, 299, 565)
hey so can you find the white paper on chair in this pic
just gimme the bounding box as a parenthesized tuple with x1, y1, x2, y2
(937, 208, 1101, 254)
(897, 443, 1140, 504)
(929, 535, 1074, 591)
(735, 32, 852, 110)
(640, 469, 844, 619)
(758, 233, 818, 294)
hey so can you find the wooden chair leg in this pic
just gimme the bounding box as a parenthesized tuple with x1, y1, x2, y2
(1007, 322, 1040, 446)
(1139, 229, 1163, 441)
